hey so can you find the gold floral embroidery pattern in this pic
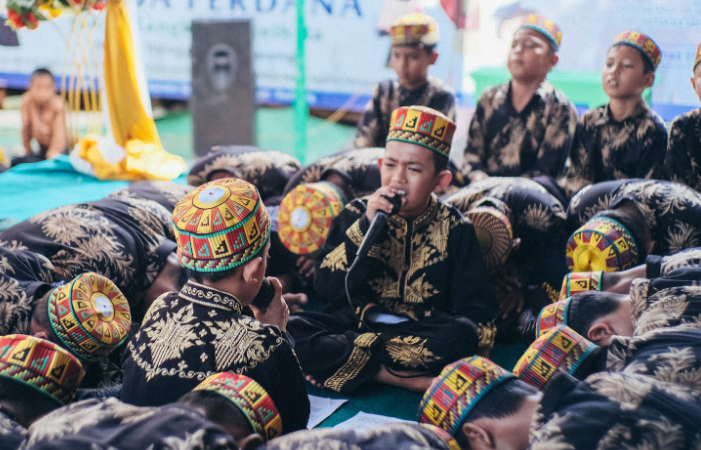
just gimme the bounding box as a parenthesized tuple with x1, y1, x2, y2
(320, 243, 348, 272)
(385, 336, 439, 369)
(477, 320, 497, 357)
(346, 220, 365, 247)
(179, 281, 243, 313)
(324, 333, 378, 393)
(204, 316, 284, 372)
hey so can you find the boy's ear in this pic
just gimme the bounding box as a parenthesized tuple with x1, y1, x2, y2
(433, 170, 453, 194)
(242, 257, 263, 284)
(690, 77, 697, 91)
(238, 434, 264, 450)
(462, 422, 494, 450)
(549, 51, 559, 68)
(587, 322, 614, 344)
(643, 72, 655, 89)
(429, 51, 439, 65)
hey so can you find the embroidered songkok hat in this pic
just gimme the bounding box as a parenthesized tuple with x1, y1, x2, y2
(0, 335, 85, 405)
(466, 206, 513, 273)
(566, 217, 638, 273)
(694, 42, 701, 72)
(558, 271, 603, 300)
(278, 182, 345, 256)
(613, 31, 662, 71)
(48, 272, 131, 362)
(519, 14, 562, 50)
(195, 373, 282, 441)
(418, 356, 515, 436)
(173, 178, 271, 272)
(388, 106, 456, 158)
(536, 299, 570, 337)
(390, 13, 440, 47)
(513, 325, 598, 390)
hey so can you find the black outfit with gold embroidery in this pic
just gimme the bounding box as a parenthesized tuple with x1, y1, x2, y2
(354, 77, 456, 149)
(461, 81, 577, 181)
(24, 398, 237, 450)
(121, 280, 310, 434)
(566, 179, 701, 257)
(106, 181, 194, 212)
(287, 196, 497, 394)
(187, 146, 301, 201)
(0, 411, 26, 450)
(0, 197, 177, 317)
(529, 372, 701, 450)
(664, 108, 701, 192)
(442, 177, 569, 339)
(563, 102, 668, 197)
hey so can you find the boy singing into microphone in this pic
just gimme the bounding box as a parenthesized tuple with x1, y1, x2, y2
(287, 106, 497, 394)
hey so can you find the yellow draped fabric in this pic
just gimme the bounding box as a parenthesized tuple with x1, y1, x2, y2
(75, 0, 186, 181)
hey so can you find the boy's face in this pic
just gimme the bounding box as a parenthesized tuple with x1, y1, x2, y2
(602, 45, 654, 100)
(507, 28, 557, 83)
(690, 64, 701, 103)
(380, 141, 449, 219)
(29, 75, 56, 105)
(390, 46, 437, 90)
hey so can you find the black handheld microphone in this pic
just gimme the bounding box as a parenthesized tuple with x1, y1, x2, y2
(356, 194, 403, 257)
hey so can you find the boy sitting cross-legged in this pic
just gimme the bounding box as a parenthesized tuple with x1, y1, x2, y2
(289, 106, 497, 394)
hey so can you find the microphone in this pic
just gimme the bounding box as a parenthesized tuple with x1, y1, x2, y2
(356, 194, 403, 257)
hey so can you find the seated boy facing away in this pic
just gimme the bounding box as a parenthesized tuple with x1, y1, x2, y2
(16, 68, 66, 165)
(461, 14, 577, 183)
(354, 14, 456, 149)
(664, 42, 701, 192)
(563, 32, 667, 197)
(289, 106, 497, 394)
(121, 178, 310, 435)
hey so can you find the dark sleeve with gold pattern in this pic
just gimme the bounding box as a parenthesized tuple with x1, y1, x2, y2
(461, 94, 490, 179)
(354, 84, 387, 149)
(664, 112, 701, 192)
(532, 97, 577, 179)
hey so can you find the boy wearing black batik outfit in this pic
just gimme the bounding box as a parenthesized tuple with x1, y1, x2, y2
(289, 106, 496, 395)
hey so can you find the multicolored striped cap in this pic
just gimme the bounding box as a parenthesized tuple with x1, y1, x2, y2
(513, 325, 598, 390)
(390, 13, 440, 47)
(536, 299, 570, 338)
(418, 357, 515, 436)
(173, 178, 271, 272)
(388, 106, 456, 157)
(194, 373, 282, 441)
(558, 271, 603, 300)
(519, 14, 562, 50)
(694, 42, 701, 72)
(48, 272, 131, 362)
(277, 182, 344, 256)
(613, 31, 662, 71)
(466, 206, 513, 273)
(566, 217, 638, 273)
(0, 335, 85, 405)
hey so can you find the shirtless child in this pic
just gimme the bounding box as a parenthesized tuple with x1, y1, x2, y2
(16, 68, 66, 165)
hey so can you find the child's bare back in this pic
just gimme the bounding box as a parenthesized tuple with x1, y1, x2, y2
(20, 69, 66, 160)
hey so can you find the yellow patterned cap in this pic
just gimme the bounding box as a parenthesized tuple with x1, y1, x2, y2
(195, 373, 282, 441)
(390, 13, 439, 47)
(513, 325, 598, 390)
(48, 272, 131, 362)
(519, 14, 562, 50)
(278, 182, 344, 256)
(388, 106, 456, 157)
(173, 178, 271, 272)
(0, 335, 85, 405)
(559, 271, 603, 300)
(566, 217, 638, 273)
(613, 31, 662, 71)
(536, 299, 570, 338)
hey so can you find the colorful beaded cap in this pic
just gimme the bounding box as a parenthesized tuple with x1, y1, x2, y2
(390, 13, 439, 47)
(278, 182, 344, 256)
(520, 14, 562, 50)
(513, 325, 598, 390)
(194, 373, 282, 441)
(536, 299, 570, 338)
(466, 206, 513, 273)
(48, 272, 131, 362)
(418, 356, 515, 435)
(173, 178, 271, 272)
(613, 31, 662, 71)
(387, 106, 456, 157)
(566, 217, 638, 273)
(694, 42, 701, 72)
(0, 335, 84, 405)
(558, 271, 603, 300)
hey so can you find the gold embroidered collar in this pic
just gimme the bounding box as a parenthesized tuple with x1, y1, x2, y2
(389, 194, 438, 230)
(178, 280, 243, 313)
